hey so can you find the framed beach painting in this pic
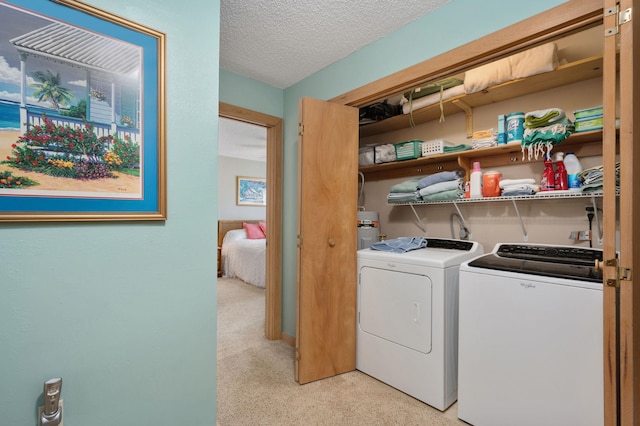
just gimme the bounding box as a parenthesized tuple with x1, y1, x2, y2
(0, 0, 166, 221)
(236, 176, 266, 206)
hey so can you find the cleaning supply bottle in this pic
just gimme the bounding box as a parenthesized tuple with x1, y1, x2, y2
(553, 152, 568, 191)
(564, 152, 583, 190)
(470, 162, 483, 198)
(540, 154, 555, 191)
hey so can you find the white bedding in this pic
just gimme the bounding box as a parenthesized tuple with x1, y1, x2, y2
(221, 229, 266, 289)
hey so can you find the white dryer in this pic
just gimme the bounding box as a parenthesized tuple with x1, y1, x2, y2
(356, 238, 483, 411)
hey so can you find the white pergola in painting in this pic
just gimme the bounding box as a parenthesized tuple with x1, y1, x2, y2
(11, 22, 142, 142)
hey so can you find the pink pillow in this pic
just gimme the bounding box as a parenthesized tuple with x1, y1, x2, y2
(243, 222, 265, 239)
(259, 221, 267, 236)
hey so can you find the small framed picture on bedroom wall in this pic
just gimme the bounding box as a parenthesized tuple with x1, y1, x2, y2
(236, 176, 266, 206)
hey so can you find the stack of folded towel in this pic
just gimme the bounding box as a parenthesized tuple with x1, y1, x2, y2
(417, 170, 464, 201)
(387, 171, 464, 203)
(579, 163, 620, 193)
(387, 177, 421, 204)
(499, 178, 539, 196)
(522, 108, 575, 160)
(472, 129, 497, 149)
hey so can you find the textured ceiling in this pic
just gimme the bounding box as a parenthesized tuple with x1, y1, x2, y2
(220, 0, 451, 89)
(218, 117, 267, 162)
(218, 0, 451, 162)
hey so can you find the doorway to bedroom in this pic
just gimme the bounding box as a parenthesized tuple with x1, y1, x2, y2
(218, 102, 283, 341)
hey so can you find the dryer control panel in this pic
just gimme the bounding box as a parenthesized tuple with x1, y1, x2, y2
(425, 238, 474, 251)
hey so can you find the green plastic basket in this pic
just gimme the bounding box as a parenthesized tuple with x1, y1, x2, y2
(394, 140, 423, 161)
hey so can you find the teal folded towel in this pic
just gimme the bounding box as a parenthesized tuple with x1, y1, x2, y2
(443, 144, 473, 153)
(389, 177, 421, 193)
(420, 189, 464, 201)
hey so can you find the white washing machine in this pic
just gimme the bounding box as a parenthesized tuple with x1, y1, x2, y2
(356, 238, 483, 411)
(457, 243, 604, 426)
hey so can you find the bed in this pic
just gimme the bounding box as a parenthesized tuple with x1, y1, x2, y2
(218, 220, 266, 289)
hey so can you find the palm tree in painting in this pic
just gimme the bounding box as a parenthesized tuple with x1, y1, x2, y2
(30, 69, 74, 111)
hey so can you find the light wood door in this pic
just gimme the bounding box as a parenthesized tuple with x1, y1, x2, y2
(601, 2, 618, 423)
(295, 97, 358, 384)
(604, 0, 640, 424)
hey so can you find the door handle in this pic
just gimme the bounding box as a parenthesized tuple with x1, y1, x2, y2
(328, 239, 336, 247)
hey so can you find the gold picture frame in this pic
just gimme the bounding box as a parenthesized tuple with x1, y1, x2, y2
(0, 0, 166, 221)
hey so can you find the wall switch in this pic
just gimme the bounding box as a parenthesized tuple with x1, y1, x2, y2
(38, 399, 63, 426)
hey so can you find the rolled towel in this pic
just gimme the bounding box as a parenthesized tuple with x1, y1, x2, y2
(524, 108, 566, 128)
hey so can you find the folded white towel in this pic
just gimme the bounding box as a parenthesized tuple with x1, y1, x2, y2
(499, 178, 536, 188)
(502, 183, 539, 192)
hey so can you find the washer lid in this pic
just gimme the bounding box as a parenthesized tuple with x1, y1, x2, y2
(467, 244, 603, 283)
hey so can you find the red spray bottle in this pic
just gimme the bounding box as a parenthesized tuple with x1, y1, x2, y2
(540, 154, 555, 192)
(554, 152, 568, 191)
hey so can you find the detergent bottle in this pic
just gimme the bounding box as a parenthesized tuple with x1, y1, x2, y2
(540, 154, 555, 192)
(564, 152, 583, 191)
(470, 162, 483, 198)
(553, 152, 568, 191)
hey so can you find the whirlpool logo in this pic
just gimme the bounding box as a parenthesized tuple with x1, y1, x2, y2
(520, 282, 536, 289)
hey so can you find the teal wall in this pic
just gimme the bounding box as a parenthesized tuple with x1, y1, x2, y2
(219, 69, 284, 118)
(0, 1, 220, 425)
(278, 0, 568, 336)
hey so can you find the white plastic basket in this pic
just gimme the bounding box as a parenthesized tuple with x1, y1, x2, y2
(421, 139, 446, 157)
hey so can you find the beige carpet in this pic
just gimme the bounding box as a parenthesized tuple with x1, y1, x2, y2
(216, 277, 466, 425)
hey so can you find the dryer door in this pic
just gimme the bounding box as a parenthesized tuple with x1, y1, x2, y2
(359, 267, 432, 354)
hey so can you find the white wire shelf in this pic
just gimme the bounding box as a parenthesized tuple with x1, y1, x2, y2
(389, 190, 607, 206)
